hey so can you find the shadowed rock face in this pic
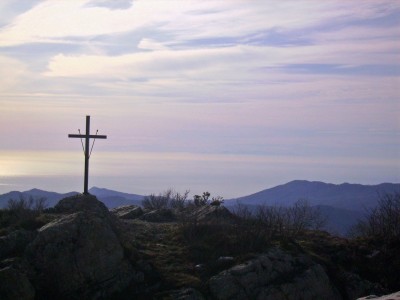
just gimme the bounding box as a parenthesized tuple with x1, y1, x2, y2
(54, 194, 110, 216)
(0, 230, 37, 260)
(25, 195, 134, 300)
(208, 247, 343, 300)
(0, 266, 35, 300)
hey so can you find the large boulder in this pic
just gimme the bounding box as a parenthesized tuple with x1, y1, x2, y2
(54, 194, 110, 217)
(0, 230, 37, 260)
(208, 247, 342, 300)
(111, 205, 143, 219)
(0, 266, 35, 300)
(25, 206, 134, 299)
(140, 208, 177, 222)
(190, 205, 236, 223)
(167, 287, 205, 300)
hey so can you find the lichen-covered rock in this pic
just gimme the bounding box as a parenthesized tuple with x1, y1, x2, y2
(208, 247, 342, 300)
(25, 210, 133, 299)
(0, 266, 35, 300)
(111, 205, 143, 219)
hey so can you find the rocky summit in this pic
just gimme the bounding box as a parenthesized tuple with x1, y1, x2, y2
(0, 194, 398, 299)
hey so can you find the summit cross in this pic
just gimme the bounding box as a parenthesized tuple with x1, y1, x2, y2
(68, 115, 107, 194)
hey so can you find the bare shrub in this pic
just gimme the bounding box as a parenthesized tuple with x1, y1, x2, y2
(352, 192, 400, 241)
(7, 197, 33, 212)
(142, 189, 191, 210)
(142, 191, 171, 210)
(170, 190, 190, 210)
(231, 199, 326, 241)
(210, 196, 224, 206)
(2, 196, 48, 230)
(193, 192, 210, 207)
(287, 199, 326, 235)
(7, 196, 48, 215)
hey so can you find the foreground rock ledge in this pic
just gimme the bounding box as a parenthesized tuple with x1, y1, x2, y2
(209, 247, 342, 300)
(27, 194, 134, 299)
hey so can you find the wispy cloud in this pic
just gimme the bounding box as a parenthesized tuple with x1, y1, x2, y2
(0, 0, 398, 194)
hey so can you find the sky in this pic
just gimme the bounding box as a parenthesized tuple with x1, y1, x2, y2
(0, 0, 399, 198)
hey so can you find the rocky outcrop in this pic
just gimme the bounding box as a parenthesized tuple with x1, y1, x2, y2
(111, 205, 143, 219)
(0, 266, 35, 300)
(167, 287, 205, 300)
(190, 205, 236, 222)
(342, 271, 377, 300)
(358, 291, 400, 299)
(208, 247, 343, 300)
(0, 230, 37, 260)
(54, 194, 110, 216)
(140, 208, 177, 222)
(25, 196, 134, 299)
(0, 193, 394, 299)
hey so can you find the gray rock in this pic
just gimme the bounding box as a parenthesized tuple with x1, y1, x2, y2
(54, 194, 109, 217)
(0, 266, 35, 300)
(190, 205, 236, 222)
(218, 256, 234, 263)
(111, 205, 143, 219)
(25, 210, 133, 299)
(343, 271, 376, 300)
(140, 208, 177, 222)
(168, 287, 205, 300)
(0, 230, 37, 260)
(358, 291, 400, 299)
(208, 247, 342, 300)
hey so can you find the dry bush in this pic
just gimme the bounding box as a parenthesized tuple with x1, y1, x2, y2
(1, 196, 48, 231)
(352, 192, 400, 241)
(142, 189, 190, 210)
(231, 199, 326, 242)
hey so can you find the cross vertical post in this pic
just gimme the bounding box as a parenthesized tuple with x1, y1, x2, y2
(68, 115, 107, 194)
(84, 115, 90, 194)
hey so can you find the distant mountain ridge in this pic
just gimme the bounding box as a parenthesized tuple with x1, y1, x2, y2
(226, 180, 400, 212)
(88, 187, 144, 208)
(0, 187, 144, 209)
(223, 180, 400, 236)
(1, 181, 399, 236)
(0, 189, 79, 208)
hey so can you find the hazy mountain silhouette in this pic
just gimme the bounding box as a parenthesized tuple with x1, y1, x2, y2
(88, 187, 144, 208)
(226, 180, 400, 212)
(0, 187, 144, 209)
(0, 189, 78, 208)
(223, 180, 400, 236)
(1, 180, 399, 235)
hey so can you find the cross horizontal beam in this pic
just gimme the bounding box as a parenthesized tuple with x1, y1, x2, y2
(68, 134, 107, 139)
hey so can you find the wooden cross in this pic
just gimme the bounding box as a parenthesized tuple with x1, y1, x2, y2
(68, 115, 107, 194)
